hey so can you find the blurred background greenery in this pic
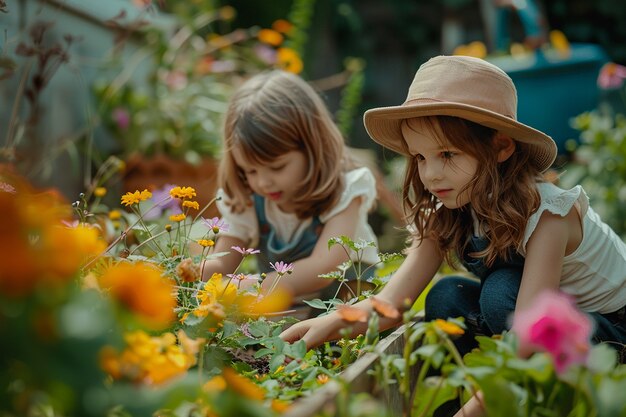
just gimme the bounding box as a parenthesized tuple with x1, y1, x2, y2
(2, 0, 626, 246)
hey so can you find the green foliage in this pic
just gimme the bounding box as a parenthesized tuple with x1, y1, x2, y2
(561, 111, 626, 239)
(372, 316, 626, 417)
(336, 58, 366, 140)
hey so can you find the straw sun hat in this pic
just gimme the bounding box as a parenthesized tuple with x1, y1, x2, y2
(363, 55, 557, 172)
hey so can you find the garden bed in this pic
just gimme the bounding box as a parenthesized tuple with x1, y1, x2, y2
(285, 320, 420, 417)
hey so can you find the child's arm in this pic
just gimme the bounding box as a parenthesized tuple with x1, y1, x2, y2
(258, 197, 363, 296)
(280, 236, 443, 349)
(200, 235, 246, 280)
(516, 207, 580, 311)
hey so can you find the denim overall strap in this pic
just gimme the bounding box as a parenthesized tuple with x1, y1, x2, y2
(253, 194, 323, 273)
(460, 235, 525, 281)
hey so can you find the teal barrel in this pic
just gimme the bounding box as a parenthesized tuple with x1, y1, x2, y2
(488, 44, 609, 155)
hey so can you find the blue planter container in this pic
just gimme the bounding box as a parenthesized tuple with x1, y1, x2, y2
(488, 43, 609, 154)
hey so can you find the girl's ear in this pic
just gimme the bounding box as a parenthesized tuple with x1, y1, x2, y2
(495, 134, 516, 162)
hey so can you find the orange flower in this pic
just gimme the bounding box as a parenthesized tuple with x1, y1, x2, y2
(433, 319, 465, 336)
(272, 19, 293, 34)
(100, 262, 176, 329)
(182, 200, 200, 210)
(370, 296, 400, 319)
(258, 29, 283, 46)
(336, 305, 368, 323)
(276, 47, 303, 74)
(176, 258, 201, 283)
(121, 189, 152, 206)
(169, 186, 196, 200)
(0, 175, 105, 296)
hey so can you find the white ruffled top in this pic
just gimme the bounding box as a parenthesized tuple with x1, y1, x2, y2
(521, 182, 626, 314)
(216, 167, 379, 265)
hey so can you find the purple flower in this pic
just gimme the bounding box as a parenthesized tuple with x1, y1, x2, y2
(231, 246, 260, 256)
(270, 261, 294, 275)
(202, 217, 229, 234)
(253, 44, 277, 65)
(111, 107, 131, 130)
(143, 183, 183, 220)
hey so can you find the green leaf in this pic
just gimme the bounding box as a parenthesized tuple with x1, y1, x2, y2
(586, 343, 618, 373)
(246, 320, 271, 338)
(476, 376, 527, 417)
(269, 353, 286, 372)
(411, 377, 458, 417)
(302, 298, 328, 310)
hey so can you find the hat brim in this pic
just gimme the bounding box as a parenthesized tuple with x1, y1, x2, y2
(364, 102, 557, 172)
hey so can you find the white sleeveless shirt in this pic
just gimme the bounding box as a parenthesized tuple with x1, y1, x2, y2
(520, 182, 626, 314)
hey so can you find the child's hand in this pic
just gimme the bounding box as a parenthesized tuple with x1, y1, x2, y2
(280, 314, 339, 350)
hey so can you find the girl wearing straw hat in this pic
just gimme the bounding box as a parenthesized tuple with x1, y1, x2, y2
(282, 56, 626, 366)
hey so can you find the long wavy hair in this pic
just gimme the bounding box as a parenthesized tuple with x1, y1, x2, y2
(402, 116, 543, 267)
(219, 70, 351, 219)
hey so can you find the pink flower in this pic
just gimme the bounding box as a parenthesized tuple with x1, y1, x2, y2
(111, 107, 130, 130)
(0, 182, 16, 194)
(512, 290, 592, 374)
(597, 62, 626, 89)
(231, 246, 260, 256)
(270, 261, 294, 275)
(202, 217, 229, 234)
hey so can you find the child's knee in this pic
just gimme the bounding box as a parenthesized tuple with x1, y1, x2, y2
(425, 276, 478, 320)
(479, 268, 522, 333)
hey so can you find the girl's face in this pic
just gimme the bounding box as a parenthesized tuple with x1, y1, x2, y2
(403, 122, 479, 209)
(232, 148, 308, 213)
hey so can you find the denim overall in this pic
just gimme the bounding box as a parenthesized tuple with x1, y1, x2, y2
(425, 235, 525, 355)
(253, 194, 322, 274)
(253, 194, 375, 303)
(425, 235, 626, 360)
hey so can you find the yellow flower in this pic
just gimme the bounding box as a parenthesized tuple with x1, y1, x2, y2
(222, 367, 265, 401)
(109, 209, 121, 220)
(169, 213, 186, 222)
(453, 41, 487, 59)
(197, 239, 215, 248)
(100, 330, 198, 386)
(100, 262, 176, 329)
(94, 187, 107, 197)
(550, 29, 570, 55)
(182, 200, 200, 210)
(218, 5, 236, 21)
(271, 399, 291, 413)
(169, 186, 196, 200)
(203, 375, 227, 392)
(258, 28, 283, 46)
(276, 47, 303, 74)
(121, 189, 152, 206)
(317, 374, 330, 384)
(434, 319, 465, 336)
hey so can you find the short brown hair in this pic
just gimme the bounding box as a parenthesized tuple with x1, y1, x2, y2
(219, 70, 349, 219)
